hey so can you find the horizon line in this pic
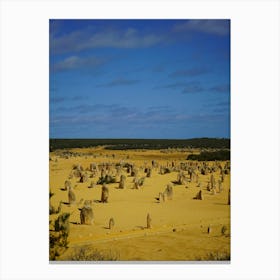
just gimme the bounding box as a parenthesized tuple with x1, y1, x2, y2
(49, 137, 230, 140)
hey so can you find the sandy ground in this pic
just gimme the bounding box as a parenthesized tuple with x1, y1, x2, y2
(49, 147, 230, 261)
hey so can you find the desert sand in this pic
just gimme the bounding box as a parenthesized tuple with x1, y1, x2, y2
(49, 147, 230, 261)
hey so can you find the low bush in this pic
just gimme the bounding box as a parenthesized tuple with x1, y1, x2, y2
(97, 175, 116, 184)
(71, 246, 119, 261)
(49, 213, 70, 260)
(206, 251, 230, 261)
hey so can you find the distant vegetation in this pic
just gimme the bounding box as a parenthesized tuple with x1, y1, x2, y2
(50, 138, 230, 151)
(187, 150, 230, 161)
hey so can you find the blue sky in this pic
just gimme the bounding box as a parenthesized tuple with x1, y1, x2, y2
(50, 19, 230, 139)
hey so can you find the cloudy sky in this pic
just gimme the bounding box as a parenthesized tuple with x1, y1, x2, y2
(49, 19, 230, 139)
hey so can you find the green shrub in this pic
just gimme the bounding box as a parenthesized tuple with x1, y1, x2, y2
(97, 175, 116, 184)
(206, 251, 230, 261)
(160, 167, 171, 175)
(71, 246, 119, 261)
(195, 251, 230, 261)
(54, 213, 70, 233)
(187, 150, 230, 161)
(50, 213, 71, 260)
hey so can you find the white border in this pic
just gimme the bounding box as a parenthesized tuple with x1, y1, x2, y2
(0, 0, 279, 279)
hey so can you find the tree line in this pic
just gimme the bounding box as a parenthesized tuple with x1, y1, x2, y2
(50, 138, 230, 151)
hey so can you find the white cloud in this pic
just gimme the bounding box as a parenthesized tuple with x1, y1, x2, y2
(173, 19, 230, 36)
(52, 55, 105, 72)
(51, 27, 164, 54)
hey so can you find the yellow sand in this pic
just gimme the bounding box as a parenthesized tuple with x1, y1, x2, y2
(49, 147, 230, 261)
